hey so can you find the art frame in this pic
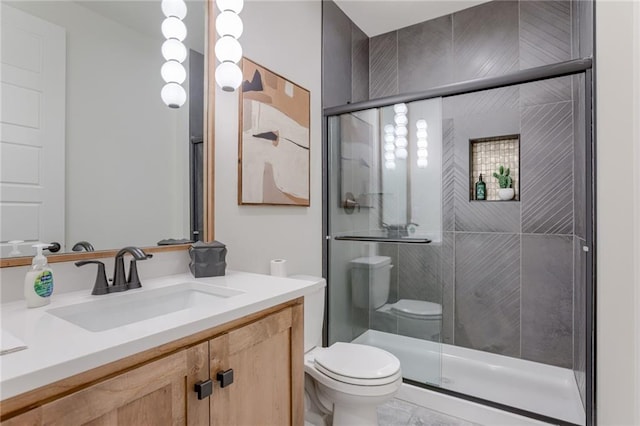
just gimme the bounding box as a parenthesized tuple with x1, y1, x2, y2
(238, 57, 311, 206)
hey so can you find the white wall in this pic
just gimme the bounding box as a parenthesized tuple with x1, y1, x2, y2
(214, 1, 322, 277)
(596, 1, 639, 424)
(634, 2, 640, 424)
(7, 1, 190, 252)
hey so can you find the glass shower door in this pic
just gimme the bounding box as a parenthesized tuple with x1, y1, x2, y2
(327, 98, 444, 386)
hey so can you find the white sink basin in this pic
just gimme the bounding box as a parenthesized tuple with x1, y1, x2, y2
(47, 282, 244, 332)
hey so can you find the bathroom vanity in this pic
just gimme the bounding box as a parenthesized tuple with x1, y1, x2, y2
(0, 272, 321, 425)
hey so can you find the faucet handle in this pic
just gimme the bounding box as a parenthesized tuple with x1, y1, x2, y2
(127, 253, 153, 290)
(75, 260, 109, 295)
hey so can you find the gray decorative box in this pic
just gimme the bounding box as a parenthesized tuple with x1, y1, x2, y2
(189, 241, 227, 277)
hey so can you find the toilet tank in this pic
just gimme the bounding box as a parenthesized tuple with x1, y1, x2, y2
(289, 275, 326, 353)
(350, 256, 392, 309)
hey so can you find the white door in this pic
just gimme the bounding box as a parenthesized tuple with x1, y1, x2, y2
(0, 4, 66, 257)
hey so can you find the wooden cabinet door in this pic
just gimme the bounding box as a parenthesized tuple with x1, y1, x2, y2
(34, 342, 208, 426)
(209, 305, 304, 426)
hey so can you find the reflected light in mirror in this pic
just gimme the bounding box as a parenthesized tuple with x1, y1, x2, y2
(162, 0, 187, 20)
(161, 16, 187, 41)
(161, 60, 187, 84)
(161, 82, 187, 108)
(162, 38, 187, 62)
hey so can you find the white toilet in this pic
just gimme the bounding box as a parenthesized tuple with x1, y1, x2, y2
(292, 275, 402, 426)
(350, 256, 442, 341)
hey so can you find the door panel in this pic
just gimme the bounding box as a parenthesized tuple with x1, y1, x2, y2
(0, 4, 65, 257)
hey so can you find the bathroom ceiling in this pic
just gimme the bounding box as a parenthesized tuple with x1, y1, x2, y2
(334, 0, 491, 37)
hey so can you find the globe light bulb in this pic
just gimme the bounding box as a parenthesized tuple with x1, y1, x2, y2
(394, 113, 408, 126)
(162, 39, 187, 63)
(417, 158, 428, 168)
(161, 0, 187, 19)
(396, 148, 408, 159)
(395, 126, 407, 137)
(416, 119, 427, 129)
(417, 139, 428, 149)
(215, 36, 242, 64)
(417, 148, 429, 158)
(161, 82, 186, 108)
(161, 61, 186, 84)
(216, 11, 243, 38)
(384, 143, 395, 152)
(384, 124, 394, 134)
(385, 161, 396, 170)
(216, 0, 244, 13)
(384, 152, 395, 161)
(393, 103, 407, 114)
(215, 62, 243, 91)
(416, 129, 428, 139)
(395, 137, 408, 148)
(162, 17, 187, 41)
(384, 134, 395, 143)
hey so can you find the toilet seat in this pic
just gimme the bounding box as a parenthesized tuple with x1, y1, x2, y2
(313, 343, 401, 386)
(389, 299, 442, 319)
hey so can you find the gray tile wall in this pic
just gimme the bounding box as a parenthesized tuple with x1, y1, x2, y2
(440, 76, 578, 365)
(321, 0, 369, 108)
(322, 0, 591, 375)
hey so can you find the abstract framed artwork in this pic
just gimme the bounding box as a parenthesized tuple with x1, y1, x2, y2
(238, 58, 310, 206)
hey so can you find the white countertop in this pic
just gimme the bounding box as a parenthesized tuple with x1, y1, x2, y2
(0, 271, 323, 401)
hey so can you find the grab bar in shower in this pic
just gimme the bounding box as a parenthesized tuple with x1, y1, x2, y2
(333, 236, 431, 244)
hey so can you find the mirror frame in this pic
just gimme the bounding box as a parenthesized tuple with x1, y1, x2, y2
(0, 1, 216, 268)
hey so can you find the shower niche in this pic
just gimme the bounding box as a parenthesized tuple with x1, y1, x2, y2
(469, 135, 520, 201)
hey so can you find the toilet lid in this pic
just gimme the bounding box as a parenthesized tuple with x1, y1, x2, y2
(314, 342, 400, 382)
(390, 299, 442, 318)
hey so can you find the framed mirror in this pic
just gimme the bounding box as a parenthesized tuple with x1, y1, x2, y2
(0, 0, 212, 266)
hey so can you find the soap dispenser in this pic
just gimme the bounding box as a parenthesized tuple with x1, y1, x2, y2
(24, 243, 55, 308)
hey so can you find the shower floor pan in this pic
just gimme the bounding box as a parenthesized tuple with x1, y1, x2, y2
(353, 330, 585, 425)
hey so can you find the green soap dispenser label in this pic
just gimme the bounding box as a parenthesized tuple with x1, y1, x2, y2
(34, 271, 54, 297)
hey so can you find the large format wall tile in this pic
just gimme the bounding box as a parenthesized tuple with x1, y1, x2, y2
(520, 0, 571, 68)
(398, 14, 453, 94)
(452, 102, 521, 233)
(441, 232, 455, 344)
(519, 1, 572, 105)
(351, 24, 369, 103)
(520, 76, 572, 107)
(521, 101, 574, 234)
(573, 75, 587, 239)
(369, 31, 398, 99)
(397, 244, 442, 303)
(455, 233, 520, 357)
(322, 0, 352, 108)
(442, 119, 455, 232)
(521, 234, 573, 368)
(452, 0, 519, 82)
(574, 236, 587, 407)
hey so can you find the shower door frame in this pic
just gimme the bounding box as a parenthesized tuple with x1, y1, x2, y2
(322, 57, 596, 426)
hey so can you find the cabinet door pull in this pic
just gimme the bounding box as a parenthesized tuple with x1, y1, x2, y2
(217, 369, 234, 388)
(194, 379, 213, 399)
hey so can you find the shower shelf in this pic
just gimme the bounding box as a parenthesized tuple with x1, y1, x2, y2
(333, 236, 431, 244)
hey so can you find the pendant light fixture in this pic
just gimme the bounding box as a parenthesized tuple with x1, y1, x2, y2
(161, 0, 188, 108)
(215, 0, 243, 92)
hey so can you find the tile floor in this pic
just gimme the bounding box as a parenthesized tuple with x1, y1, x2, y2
(378, 398, 479, 426)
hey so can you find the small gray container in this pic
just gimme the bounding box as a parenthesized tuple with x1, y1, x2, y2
(189, 241, 227, 277)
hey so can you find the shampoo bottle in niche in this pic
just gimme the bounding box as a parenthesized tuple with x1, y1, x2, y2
(475, 174, 486, 200)
(24, 244, 54, 308)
